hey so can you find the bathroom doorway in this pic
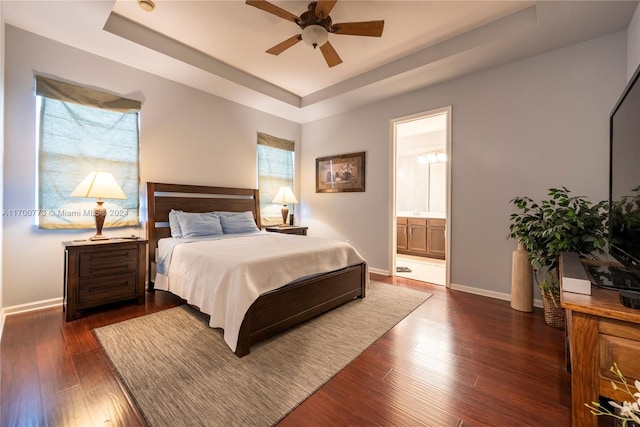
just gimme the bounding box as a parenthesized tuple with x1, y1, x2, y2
(391, 107, 451, 287)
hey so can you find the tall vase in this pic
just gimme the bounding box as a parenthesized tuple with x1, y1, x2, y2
(511, 242, 534, 312)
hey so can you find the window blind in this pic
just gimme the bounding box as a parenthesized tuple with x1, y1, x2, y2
(257, 133, 295, 226)
(36, 76, 141, 229)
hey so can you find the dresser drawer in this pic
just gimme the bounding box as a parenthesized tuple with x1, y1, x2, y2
(79, 248, 137, 277)
(598, 318, 640, 383)
(77, 272, 138, 309)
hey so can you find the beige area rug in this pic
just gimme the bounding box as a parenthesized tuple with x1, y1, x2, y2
(94, 281, 431, 427)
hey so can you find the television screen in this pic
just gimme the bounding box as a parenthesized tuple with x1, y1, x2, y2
(608, 65, 640, 285)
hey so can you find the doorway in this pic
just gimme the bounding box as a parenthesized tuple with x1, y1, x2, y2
(391, 107, 451, 287)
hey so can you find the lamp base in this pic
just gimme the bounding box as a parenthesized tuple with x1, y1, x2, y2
(93, 200, 109, 240)
(280, 205, 289, 226)
(89, 234, 109, 241)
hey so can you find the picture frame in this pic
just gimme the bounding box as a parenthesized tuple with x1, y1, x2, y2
(316, 151, 366, 193)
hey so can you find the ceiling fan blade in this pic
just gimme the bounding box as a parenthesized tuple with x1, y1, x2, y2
(266, 35, 302, 55)
(331, 20, 384, 37)
(320, 41, 342, 67)
(245, 0, 299, 23)
(315, 0, 337, 19)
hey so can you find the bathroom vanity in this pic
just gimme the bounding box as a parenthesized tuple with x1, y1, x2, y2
(397, 216, 446, 259)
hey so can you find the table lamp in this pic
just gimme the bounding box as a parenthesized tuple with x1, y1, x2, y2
(272, 187, 297, 226)
(71, 171, 127, 240)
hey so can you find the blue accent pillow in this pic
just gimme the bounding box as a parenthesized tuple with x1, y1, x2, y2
(169, 209, 183, 238)
(218, 211, 259, 234)
(177, 211, 224, 238)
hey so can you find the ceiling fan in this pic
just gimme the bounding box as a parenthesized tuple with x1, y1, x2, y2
(246, 0, 384, 67)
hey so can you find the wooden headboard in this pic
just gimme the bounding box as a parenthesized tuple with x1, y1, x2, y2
(146, 182, 261, 288)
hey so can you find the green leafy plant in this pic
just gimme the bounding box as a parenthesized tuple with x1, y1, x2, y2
(508, 186, 609, 299)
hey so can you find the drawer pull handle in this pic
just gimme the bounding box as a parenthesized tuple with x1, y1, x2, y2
(88, 281, 130, 292)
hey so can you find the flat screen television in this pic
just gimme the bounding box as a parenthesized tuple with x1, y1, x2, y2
(589, 65, 640, 292)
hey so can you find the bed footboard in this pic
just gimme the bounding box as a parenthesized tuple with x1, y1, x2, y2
(235, 263, 366, 357)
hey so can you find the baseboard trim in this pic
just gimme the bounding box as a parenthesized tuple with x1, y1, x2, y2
(450, 282, 543, 308)
(1, 297, 63, 343)
(371, 270, 543, 308)
(368, 267, 388, 276)
(3, 297, 62, 318)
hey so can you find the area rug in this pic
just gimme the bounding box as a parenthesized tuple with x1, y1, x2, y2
(94, 281, 431, 427)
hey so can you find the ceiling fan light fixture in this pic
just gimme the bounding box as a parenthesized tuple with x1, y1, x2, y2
(302, 25, 328, 49)
(137, 0, 155, 12)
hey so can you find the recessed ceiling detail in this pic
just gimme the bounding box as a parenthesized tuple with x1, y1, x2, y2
(3, 1, 637, 123)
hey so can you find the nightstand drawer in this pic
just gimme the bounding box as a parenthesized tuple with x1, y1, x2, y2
(79, 249, 137, 277)
(77, 272, 138, 309)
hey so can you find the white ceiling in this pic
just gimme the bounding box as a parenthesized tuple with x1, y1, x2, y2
(3, 1, 638, 123)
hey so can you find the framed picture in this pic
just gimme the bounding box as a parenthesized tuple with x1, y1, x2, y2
(316, 151, 366, 193)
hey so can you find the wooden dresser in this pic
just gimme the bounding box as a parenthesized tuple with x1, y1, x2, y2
(561, 258, 640, 427)
(63, 239, 147, 321)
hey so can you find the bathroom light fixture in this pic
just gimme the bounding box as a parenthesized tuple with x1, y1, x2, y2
(137, 0, 155, 12)
(418, 151, 447, 164)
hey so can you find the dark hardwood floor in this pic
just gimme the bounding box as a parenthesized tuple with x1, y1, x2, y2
(1, 274, 600, 426)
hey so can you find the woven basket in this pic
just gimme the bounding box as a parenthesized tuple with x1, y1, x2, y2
(542, 293, 566, 329)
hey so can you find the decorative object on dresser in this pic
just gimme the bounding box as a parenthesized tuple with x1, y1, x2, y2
(585, 362, 640, 426)
(63, 238, 146, 321)
(316, 151, 365, 193)
(271, 186, 298, 226)
(70, 171, 127, 240)
(508, 186, 608, 327)
(265, 225, 308, 236)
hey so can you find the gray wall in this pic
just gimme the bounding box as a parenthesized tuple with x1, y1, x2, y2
(300, 31, 627, 297)
(2, 26, 301, 307)
(1, 23, 636, 309)
(628, 3, 640, 79)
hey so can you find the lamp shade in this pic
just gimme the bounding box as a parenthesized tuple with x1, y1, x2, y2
(71, 172, 127, 200)
(272, 187, 298, 204)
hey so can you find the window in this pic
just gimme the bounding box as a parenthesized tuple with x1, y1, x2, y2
(256, 132, 294, 226)
(36, 76, 140, 229)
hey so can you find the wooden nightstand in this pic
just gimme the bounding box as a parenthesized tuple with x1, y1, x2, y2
(265, 225, 308, 236)
(62, 238, 147, 321)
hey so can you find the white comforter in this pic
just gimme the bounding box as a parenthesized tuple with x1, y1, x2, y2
(154, 231, 367, 352)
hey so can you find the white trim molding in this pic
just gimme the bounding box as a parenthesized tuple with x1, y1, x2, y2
(450, 282, 543, 308)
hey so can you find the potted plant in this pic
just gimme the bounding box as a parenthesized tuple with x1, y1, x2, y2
(508, 187, 608, 327)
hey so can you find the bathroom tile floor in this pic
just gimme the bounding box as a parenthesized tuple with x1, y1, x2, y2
(395, 254, 446, 286)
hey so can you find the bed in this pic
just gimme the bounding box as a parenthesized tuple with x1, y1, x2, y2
(146, 182, 368, 357)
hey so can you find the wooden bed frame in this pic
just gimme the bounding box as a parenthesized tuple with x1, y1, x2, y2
(146, 182, 367, 357)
